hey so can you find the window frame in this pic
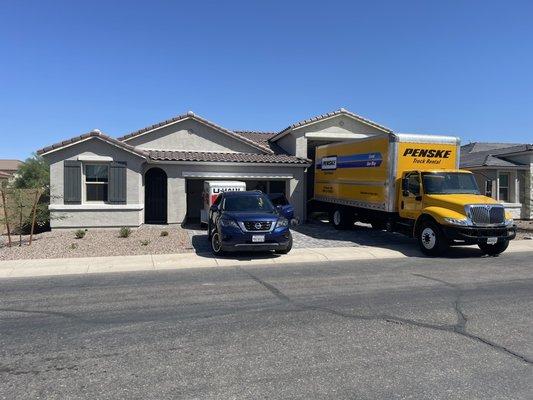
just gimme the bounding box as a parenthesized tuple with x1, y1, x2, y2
(498, 172, 510, 202)
(83, 163, 110, 203)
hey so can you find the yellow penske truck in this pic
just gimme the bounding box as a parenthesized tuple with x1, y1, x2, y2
(313, 133, 516, 256)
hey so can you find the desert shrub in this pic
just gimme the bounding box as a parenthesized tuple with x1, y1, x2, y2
(119, 227, 131, 238)
(160, 230, 169, 237)
(69, 243, 78, 250)
(74, 229, 86, 239)
(140, 239, 150, 246)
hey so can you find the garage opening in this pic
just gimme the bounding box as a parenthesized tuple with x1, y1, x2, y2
(185, 179, 288, 223)
(145, 167, 167, 224)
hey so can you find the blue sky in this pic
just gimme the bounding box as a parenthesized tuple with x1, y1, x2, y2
(1, 0, 532, 160)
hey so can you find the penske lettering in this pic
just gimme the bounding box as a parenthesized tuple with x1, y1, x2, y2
(403, 148, 451, 158)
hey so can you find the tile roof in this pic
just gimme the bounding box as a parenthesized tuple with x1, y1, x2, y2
(0, 159, 22, 171)
(37, 130, 148, 157)
(271, 108, 392, 141)
(148, 150, 311, 165)
(118, 112, 274, 154)
(460, 143, 533, 168)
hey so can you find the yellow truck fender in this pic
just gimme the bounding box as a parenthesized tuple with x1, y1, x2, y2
(413, 207, 466, 235)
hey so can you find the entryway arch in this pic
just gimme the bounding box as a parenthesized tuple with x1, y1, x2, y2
(145, 167, 167, 224)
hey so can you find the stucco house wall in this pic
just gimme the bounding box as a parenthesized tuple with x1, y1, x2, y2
(44, 138, 146, 228)
(125, 119, 262, 154)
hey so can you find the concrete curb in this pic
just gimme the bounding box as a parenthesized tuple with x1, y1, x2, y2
(1, 241, 532, 279)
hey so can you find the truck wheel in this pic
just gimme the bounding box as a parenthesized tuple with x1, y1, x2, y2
(478, 239, 509, 256)
(330, 208, 353, 230)
(417, 221, 448, 256)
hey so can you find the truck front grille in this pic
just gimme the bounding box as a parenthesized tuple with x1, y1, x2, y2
(244, 221, 272, 231)
(468, 205, 505, 225)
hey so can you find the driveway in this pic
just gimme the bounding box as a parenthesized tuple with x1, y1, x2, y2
(185, 217, 415, 254)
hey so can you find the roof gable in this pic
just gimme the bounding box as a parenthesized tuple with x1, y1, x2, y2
(118, 112, 273, 154)
(270, 108, 392, 142)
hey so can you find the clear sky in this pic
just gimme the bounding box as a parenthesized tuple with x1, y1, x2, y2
(1, 0, 532, 160)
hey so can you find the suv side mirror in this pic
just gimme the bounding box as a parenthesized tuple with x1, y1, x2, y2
(210, 204, 219, 212)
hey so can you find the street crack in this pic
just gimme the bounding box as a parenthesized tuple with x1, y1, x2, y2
(237, 267, 532, 365)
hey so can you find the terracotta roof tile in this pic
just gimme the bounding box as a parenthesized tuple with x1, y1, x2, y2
(148, 150, 310, 165)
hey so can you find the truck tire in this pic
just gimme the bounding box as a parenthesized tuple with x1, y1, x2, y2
(330, 208, 353, 230)
(478, 239, 509, 256)
(417, 220, 449, 256)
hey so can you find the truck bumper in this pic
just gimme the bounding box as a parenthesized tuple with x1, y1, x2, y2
(442, 225, 516, 245)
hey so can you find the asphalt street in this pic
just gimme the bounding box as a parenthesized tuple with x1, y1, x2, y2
(1, 251, 532, 399)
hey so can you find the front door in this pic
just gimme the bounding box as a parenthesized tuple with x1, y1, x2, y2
(145, 168, 167, 224)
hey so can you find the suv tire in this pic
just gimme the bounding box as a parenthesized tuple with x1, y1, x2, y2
(211, 231, 225, 256)
(275, 236, 293, 254)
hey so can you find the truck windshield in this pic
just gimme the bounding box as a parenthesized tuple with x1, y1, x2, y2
(422, 172, 480, 195)
(224, 195, 275, 212)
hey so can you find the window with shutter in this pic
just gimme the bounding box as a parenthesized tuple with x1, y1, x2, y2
(64, 161, 82, 204)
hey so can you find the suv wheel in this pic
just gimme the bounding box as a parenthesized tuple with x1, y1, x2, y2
(275, 235, 293, 254)
(211, 231, 224, 256)
(417, 220, 448, 256)
(478, 239, 509, 256)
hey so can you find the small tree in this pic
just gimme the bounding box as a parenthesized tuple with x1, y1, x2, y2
(11, 154, 50, 232)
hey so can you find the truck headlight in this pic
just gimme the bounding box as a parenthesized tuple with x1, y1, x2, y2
(444, 217, 473, 226)
(220, 218, 240, 229)
(276, 217, 289, 228)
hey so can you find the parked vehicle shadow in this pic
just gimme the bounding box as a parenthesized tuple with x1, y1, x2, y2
(291, 215, 488, 259)
(185, 223, 281, 261)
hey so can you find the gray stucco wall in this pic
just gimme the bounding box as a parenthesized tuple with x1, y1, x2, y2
(275, 115, 386, 158)
(43, 138, 145, 228)
(124, 119, 262, 154)
(151, 162, 307, 224)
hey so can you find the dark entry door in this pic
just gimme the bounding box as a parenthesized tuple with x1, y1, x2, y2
(145, 168, 167, 224)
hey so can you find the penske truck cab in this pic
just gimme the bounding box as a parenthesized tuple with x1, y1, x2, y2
(313, 133, 516, 256)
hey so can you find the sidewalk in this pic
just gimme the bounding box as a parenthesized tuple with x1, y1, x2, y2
(1, 241, 532, 279)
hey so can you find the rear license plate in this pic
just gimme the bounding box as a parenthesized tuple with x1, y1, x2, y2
(252, 235, 265, 243)
(487, 237, 498, 245)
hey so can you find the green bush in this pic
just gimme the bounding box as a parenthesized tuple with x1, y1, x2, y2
(74, 229, 86, 239)
(140, 239, 150, 246)
(160, 230, 169, 237)
(119, 227, 131, 238)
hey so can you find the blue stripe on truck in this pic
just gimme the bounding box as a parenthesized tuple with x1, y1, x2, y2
(316, 152, 383, 169)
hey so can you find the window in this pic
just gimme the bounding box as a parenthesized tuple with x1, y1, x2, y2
(498, 173, 509, 202)
(422, 172, 480, 195)
(485, 180, 493, 198)
(85, 164, 109, 202)
(407, 174, 421, 196)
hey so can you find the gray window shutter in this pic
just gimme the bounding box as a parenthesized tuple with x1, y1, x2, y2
(64, 161, 82, 204)
(108, 162, 127, 204)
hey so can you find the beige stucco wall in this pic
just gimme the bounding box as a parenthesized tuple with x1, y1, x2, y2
(124, 119, 262, 154)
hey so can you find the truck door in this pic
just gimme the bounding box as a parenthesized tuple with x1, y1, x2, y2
(400, 172, 423, 220)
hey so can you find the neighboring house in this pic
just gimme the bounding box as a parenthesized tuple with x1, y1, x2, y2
(0, 159, 22, 185)
(37, 109, 400, 229)
(461, 142, 533, 219)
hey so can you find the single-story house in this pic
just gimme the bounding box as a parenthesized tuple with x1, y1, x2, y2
(38, 109, 394, 229)
(461, 142, 533, 219)
(0, 159, 22, 185)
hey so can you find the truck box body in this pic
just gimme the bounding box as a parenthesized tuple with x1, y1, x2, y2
(314, 133, 460, 213)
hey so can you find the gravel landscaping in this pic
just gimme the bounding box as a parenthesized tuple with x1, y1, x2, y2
(0, 226, 193, 261)
(515, 219, 533, 240)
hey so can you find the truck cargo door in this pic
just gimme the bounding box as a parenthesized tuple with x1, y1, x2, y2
(400, 172, 422, 220)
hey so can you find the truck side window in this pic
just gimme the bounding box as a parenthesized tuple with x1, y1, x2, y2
(408, 174, 421, 196)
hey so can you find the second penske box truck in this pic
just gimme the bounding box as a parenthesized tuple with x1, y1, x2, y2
(313, 133, 516, 256)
